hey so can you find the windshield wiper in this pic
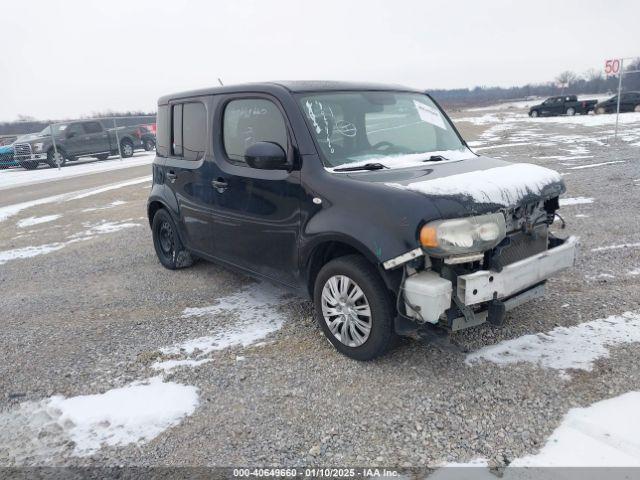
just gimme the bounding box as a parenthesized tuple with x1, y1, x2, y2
(333, 162, 389, 172)
(423, 155, 448, 162)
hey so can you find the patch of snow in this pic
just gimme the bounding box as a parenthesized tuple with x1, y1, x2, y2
(511, 392, 640, 467)
(466, 311, 640, 377)
(559, 197, 593, 206)
(151, 359, 212, 372)
(567, 161, 625, 170)
(0, 377, 199, 460)
(585, 273, 615, 281)
(0, 153, 154, 190)
(0, 176, 151, 223)
(387, 163, 562, 207)
(575, 214, 589, 218)
(76, 221, 141, 236)
(592, 242, 640, 252)
(473, 142, 534, 151)
(627, 268, 640, 276)
(162, 283, 295, 357)
(16, 214, 62, 228)
(0, 243, 66, 265)
(81, 200, 127, 212)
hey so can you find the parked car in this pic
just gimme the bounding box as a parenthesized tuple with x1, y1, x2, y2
(528, 95, 597, 117)
(12, 120, 145, 169)
(147, 81, 577, 360)
(139, 124, 156, 151)
(594, 92, 640, 114)
(0, 144, 17, 169)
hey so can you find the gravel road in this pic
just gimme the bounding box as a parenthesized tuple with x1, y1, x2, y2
(1, 105, 639, 469)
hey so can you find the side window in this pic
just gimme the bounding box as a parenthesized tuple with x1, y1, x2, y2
(82, 121, 102, 134)
(66, 123, 83, 138)
(156, 105, 169, 157)
(172, 104, 183, 156)
(182, 102, 206, 161)
(223, 98, 287, 164)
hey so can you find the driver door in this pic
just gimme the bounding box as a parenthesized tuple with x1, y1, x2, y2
(62, 123, 87, 155)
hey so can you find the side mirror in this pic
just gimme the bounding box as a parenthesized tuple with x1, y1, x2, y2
(244, 141, 288, 170)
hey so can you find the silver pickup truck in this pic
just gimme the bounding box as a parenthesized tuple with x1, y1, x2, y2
(13, 120, 146, 169)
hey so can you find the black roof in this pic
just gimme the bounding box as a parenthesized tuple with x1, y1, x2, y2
(158, 81, 421, 104)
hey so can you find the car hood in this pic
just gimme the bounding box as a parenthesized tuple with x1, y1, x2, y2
(345, 156, 565, 215)
(15, 133, 47, 143)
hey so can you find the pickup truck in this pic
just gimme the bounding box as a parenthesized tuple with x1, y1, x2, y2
(594, 91, 640, 114)
(148, 81, 577, 360)
(13, 120, 145, 169)
(528, 95, 597, 117)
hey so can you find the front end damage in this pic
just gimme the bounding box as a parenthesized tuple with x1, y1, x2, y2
(388, 198, 578, 335)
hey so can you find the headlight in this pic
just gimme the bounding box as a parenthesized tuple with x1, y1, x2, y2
(420, 213, 506, 257)
(32, 143, 43, 152)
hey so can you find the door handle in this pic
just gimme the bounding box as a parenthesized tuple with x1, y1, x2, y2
(166, 170, 177, 182)
(211, 177, 228, 192)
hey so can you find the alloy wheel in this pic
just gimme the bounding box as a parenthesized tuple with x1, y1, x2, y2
(321, 275, 372, 347)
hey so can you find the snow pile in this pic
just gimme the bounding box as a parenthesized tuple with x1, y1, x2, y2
(559, 197, 593, 206)
(387, 163, 562, 207)
(0, 243, 66, 265)
(16, 214, 62, 228)
(0, 377, 199, 460)
(511, 392, 640, 467)
(433, 392, 640, 470)
(466, 311, 640, 376)
(0, 153, 154, 190)
(161, 283, 293, 359)
(0, 175, 150, 223)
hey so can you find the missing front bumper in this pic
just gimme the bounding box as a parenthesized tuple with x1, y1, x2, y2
(456, 235, 578, 306)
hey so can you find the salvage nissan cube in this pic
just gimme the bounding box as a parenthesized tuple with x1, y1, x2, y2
(148, 81, 578, 360)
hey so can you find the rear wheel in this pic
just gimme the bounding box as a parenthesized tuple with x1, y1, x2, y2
(47, 149, 67, 168)
(143, 138, 155, 151)
(313, 255, 396, 361)
(120, 139, 134, 158)
(566, 107, 576, 116)
(152, 208, 194, 270)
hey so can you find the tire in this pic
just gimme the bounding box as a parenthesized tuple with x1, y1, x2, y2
(95, 154, 109, 161)
(151, 208, 194, 270)
(313, 254, 396, 361)
(634, 105, 640, 113)
(20, 160, 39, 170)
(566, 107, 576, 116)
(530, 110, 539, 118)
(120, 139, 134, 158)
(596, 107, 606, 115)
(46, 149, 67, 168)
(143, 138, 155, 151)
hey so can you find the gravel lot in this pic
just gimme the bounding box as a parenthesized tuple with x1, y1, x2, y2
(1, 103, 639, 469)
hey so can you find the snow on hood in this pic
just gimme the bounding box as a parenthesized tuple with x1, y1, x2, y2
(386, 163, 563, 207)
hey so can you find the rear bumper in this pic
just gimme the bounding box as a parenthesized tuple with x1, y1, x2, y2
(457, 236, 578, 306)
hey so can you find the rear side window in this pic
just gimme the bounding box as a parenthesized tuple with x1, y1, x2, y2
(83, 121, 102, 134)
(223, 99, 287, 164)
(156, 105, 170, 157)
(170, 102, 206, 160)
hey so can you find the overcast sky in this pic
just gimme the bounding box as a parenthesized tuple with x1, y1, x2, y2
(1, 0, 638, 121)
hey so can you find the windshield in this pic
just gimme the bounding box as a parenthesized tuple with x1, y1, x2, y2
(39, 124, 69, 136)
(297, 91, 473, 169)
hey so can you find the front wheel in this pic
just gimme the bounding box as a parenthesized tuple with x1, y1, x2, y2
(120, 139, 134, 158)
(566, 107, 576, 116)
(152, 208, 194, 270)
(143, 138, 155, 151)
(47, 149, 66, 168)
(313, 255, 396, 361)
(530, 110, 539, 118)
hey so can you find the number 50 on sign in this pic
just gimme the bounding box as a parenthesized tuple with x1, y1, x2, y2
(605, 59, 621, 75)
